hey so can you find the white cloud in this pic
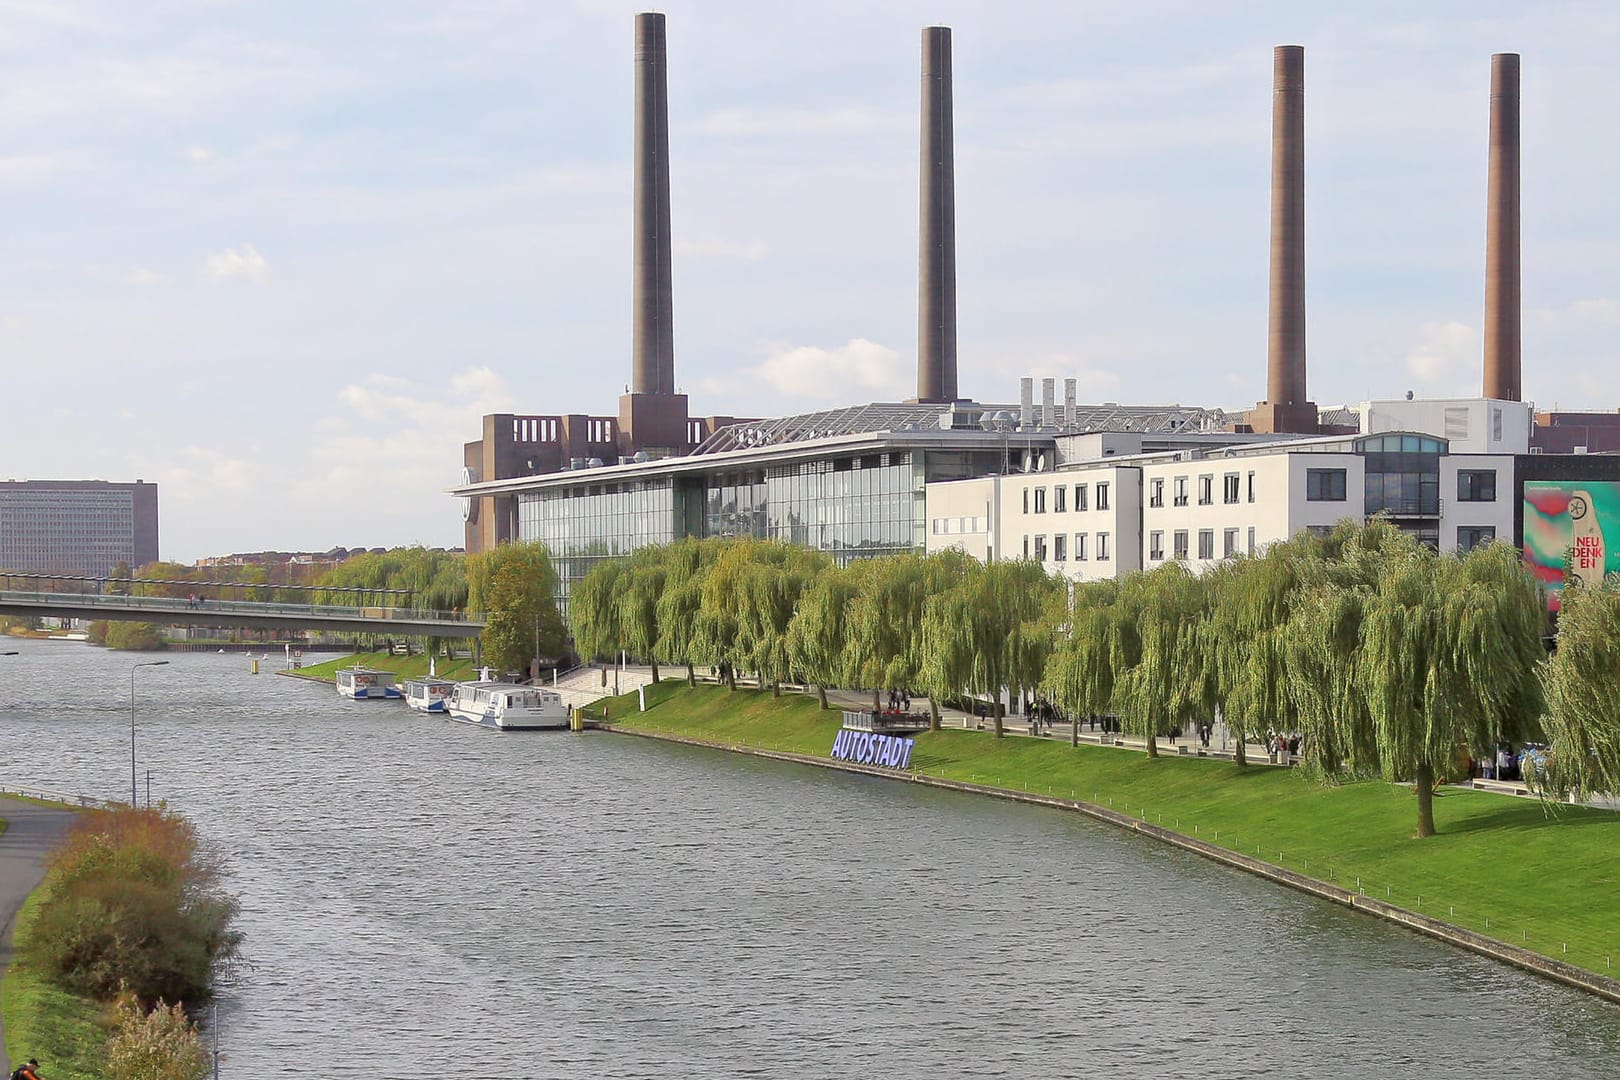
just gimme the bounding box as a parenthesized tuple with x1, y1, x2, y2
(674, 237, 768, 261)
(148, 446, 254, 502)
(1403, 320, 1478, 385)
(298, 367, 514, 503)
(741, 339, 907, 402)
(700, 106, 900, 138)
(204, 244, 270, 283)
(185, 145, 214, 162)
(123, 266, 162, 286)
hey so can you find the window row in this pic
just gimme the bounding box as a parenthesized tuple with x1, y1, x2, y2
(1024, 481, 1109, 515)
(1149, 472, 1257, 508)
(1025, 532, 1110, 562)
(1148, 527, 1256, 562)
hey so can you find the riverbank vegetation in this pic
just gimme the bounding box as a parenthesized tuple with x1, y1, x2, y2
(4, 806, 240, 1079)
(566, 523, 1620, 839)
(294, 650, 479, 682)
(585, 679, 1620, 978)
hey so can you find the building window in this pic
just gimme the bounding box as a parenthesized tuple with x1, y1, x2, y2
(1149, 478, 1164, 508)
(1307, 525, 1334, 539)
(1034, 487, 1047, 514)
(1223, 528, 1239, 557)
(1306, 468, 1348, 501)
(1173, 530, 1189, 559)
(1023, 535, 1030, 559)
(1198, 529, 1214, 560)
(932, 519, 943, 535)
(1457, 470, 1497, 502)
(1075, 484, 1088, 511)
(1198, 475, 1213, 505)
(1097, 483, 1111, 511)
(1034, 534, 1048, 561)
(1097, 532, 1111, 560)
(1224, 473, 1240, 504)
(1022, 488, 1030, 514)
(1149, 530, 1164, 561)
(1075, 532, 1088, 560)
(1247, 527, 1256, 555)
(1247, 471, 1256, 503)
(1173, 476, 1189, 507)
(1054, 533, 1067, 561)
(1054, 485, 1067, 513)
(1458, 525, 1497, 552)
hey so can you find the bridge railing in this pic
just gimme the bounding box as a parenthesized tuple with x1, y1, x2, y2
(0, 589, 477, 625)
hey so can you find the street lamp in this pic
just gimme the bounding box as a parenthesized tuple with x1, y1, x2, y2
(130, 660, 169, 807)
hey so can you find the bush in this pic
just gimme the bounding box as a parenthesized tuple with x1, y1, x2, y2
(104, 622, 165, 651)
(105, 994, 209, 1080)
(22, 808, 242, 1007)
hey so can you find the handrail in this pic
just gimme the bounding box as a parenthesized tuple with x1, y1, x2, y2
(0, 589, 480, 624)
(0, 784, 123, 810)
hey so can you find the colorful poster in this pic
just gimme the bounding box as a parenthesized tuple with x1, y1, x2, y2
(1523, 481, 1620, 609)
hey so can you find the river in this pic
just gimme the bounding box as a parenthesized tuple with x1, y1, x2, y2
(2, 642, 1617, 1078)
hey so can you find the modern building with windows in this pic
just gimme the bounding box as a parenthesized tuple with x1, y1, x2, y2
(926, 399, 1526, 582)
(0, 479, 159, 579)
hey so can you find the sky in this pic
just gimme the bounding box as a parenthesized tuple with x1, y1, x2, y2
(3, 1, 1619, 562)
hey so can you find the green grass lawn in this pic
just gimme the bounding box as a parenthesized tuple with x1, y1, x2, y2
(292, 651, 479, 683)
(1, 894, 106, 1080)
(587, 680, 1620, 978)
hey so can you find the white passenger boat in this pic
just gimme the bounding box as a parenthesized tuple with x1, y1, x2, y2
(335, 667, 401, 700)
(445, 681, 570, 730)
(402, 677, 456, 713)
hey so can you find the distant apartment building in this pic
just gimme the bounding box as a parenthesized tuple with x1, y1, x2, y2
(0, 480, 159, 578)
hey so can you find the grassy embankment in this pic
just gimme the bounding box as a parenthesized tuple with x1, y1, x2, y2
(584, 680, 1620, 978)
(291, 651, 480, 683)
(2, 892, 103, 1080)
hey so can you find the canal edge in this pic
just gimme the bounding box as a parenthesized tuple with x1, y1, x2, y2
(600, 724, 1620, 1007)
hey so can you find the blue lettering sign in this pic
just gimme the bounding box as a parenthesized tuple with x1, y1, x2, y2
(829, 729, 915, 770)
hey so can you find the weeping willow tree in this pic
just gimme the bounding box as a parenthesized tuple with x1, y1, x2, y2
(920, 559, 1059, 738)
(1205, 542, 1313, 765)
(568, 558, 626, 664)
(1041, 578, 1125, 747)
(734, 542, 832, 696)
(846, 551, 974, 726)
(655, 538, 721, 685)
(786, 561, 870, 710)
(1356, 536, 1545, 837)
(1538, 578, 1620, 798)
(1111, 563, 1208, 758)
(617, 546, 668, 684)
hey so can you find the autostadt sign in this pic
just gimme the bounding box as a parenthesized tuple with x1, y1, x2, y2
(830, 728, 915, 770)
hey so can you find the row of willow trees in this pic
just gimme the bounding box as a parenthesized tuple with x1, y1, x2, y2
(569, 521, 1620, 837)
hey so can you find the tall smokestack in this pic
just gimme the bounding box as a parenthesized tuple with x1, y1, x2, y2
(1249, 45, 1316, 434)
(918, 26, 958, 403)
(1484, 53, 1521, 401)
(632, 12, 675, 396)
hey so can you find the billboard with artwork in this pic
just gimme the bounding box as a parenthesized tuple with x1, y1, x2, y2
(1522, 481, 1619, 608)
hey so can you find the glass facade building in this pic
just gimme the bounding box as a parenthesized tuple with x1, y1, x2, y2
(514, 444, 995, 607)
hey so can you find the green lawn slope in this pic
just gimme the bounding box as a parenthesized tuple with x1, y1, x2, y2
(292, 651, 479, 683)
(585, 680, 1620, 978)
(2, 894, 105, 1080)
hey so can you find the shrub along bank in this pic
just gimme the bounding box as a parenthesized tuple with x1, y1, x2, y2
(584, 681, 1620, 980)
(3, 806, 241, 1080)
(292, 650, 478, 683)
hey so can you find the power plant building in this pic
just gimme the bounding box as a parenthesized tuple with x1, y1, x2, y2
(454, 19, 1620, 606)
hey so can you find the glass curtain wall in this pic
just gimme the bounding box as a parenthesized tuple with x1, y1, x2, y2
(516, 479, 678, 605)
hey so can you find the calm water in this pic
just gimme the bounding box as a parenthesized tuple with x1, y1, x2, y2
(2, 642, 1618, 1078)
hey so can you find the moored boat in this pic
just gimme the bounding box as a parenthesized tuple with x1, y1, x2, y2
(402, 677, 456, 713)
(445, 681, 569, 730)
(335, 667, 402, 700)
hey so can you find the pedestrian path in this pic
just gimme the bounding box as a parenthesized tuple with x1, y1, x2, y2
(0, 796, 79, 1056)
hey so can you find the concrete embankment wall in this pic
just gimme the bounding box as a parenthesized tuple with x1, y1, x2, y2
(602, 725, 1620, 1007)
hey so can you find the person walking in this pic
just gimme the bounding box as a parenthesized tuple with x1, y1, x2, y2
(11, 1057, 42, 1080)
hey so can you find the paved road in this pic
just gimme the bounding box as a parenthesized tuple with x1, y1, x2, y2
(0, 797, 79, 1060)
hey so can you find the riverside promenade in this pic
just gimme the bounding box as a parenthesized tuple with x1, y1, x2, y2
(0, 796, 80, 1057)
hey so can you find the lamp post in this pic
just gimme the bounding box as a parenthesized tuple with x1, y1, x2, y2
(130, 660, 169, 807)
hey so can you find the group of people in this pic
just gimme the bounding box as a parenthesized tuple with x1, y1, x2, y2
(1266, 730, 1302, 764)
(885, 688, 913, 712)
(1475, 745, 1522, 781)
(10, 1059, 41, 1080)
(184, 593, 207, 609)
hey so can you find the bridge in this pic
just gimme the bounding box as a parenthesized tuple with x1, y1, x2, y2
(0, 589, 485, 638)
